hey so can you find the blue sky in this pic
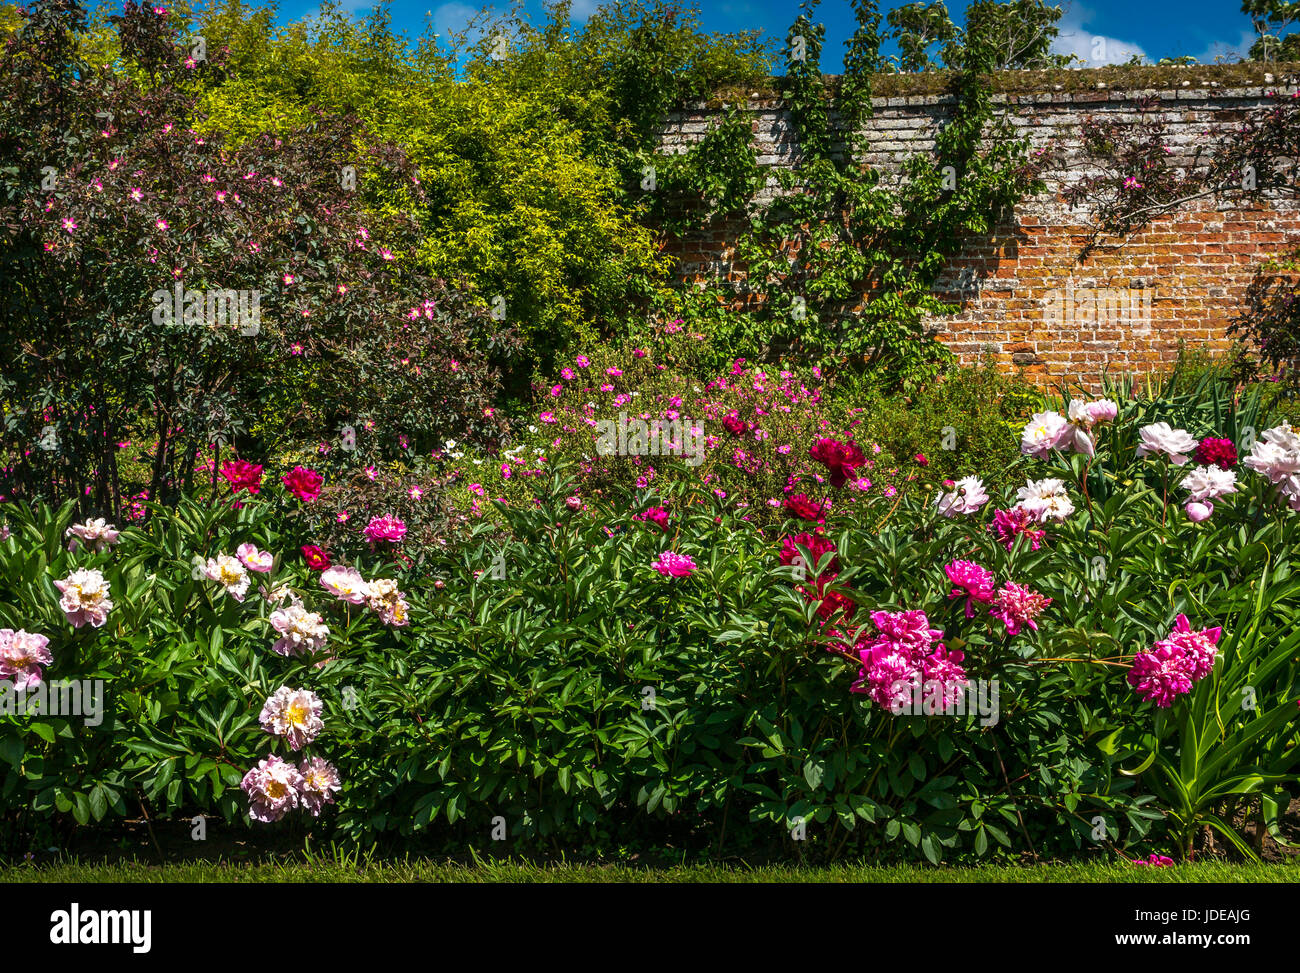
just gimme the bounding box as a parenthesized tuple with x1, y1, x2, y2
(276, 0, 1269, 69)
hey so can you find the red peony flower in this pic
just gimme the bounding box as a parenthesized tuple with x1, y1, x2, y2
(783, 493, 825, 523)
(282, 466, 324, 502)
(721, 412, 752, 437)
(780, 531, 839, 575)
(809, 437, 866, 488)
(1194, 437, 1237, 469)
(301, 544, 331, 570)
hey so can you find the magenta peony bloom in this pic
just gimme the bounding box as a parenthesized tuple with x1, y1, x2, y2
(944, 560, 996, 619)
(846, 609, 965, 713)
(783, 494, 825, 523)
(1127, 645, 1195, 707)
(634, 506, 670, 530)
(1195, 437, 1237, 469)
(281, 466, 324, 501)
(1127, 616, 1219, 707)
(809, 437, 866, 488)
(241, 755, 305, 823)
(220, 459, 264, 495)
(988, 507, 1046, 552)
(1132, 853, 1175, 867)
(1155, 614, 1220, 682)
(0, 629, 52, 689)
(259, 686, 324, 751)
(989, 581, 1052, 636)
(362, 515, 407, 545)
(301, 544, 331, 570)
(298, 757, 342, 816)
(652, 551, 696, 577)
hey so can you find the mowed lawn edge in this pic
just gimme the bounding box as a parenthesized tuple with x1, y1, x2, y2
(1, 859, 1297, 883)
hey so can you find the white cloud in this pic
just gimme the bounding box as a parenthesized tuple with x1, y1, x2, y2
(1194, 30, 1255, 64)
(1050, 6, 1147, 67)
(568, 0, 600, 22)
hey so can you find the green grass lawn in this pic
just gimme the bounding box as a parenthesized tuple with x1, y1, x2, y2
(2, 856, 1297, 883)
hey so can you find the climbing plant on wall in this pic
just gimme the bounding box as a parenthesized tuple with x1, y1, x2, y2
(654, 0, 1044, 394)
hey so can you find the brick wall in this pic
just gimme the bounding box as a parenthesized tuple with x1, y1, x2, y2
(657, 80, 1300, 387)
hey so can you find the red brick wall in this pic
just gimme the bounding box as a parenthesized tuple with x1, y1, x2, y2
(658, 84, 1300, 387)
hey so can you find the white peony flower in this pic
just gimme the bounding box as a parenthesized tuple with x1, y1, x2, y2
(1015, 477, 1076, 522)
(934, 476, 989, 517)
(1136, 422, 1199, 465)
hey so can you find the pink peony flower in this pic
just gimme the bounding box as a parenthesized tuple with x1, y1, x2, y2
(241, 755, 305, 823)
(1127, 616, 1220, 706)
(320, 565, 372, 604)
(259, 686, 324, 751)
(634, 505, 670, 529)
(0, 629, 53, 689)
(301, 544, 331, 570)
(1195, 437, 1237, 469)
(54, 568, 113, 628)
(362, 515, 407, 545)
(281, 466, 324, 501)
(298, 757, 342, 816)
(202, 554, 251, 601)
(1156, 614, 1220, 682)
(220, 459, 263, 495)
(989, 582, 1051, 636)
(988, 507, 1046, 552)
(1020, 411, 1071, 459)
(1132, 853, 1175, 867)
(65, 518, 120, 553)
(1126, 646, 1194, 707)
(236, 543, 274, 572)
(944, 560, 996, 619)
(846, 610, 964, 713)
(809, 437, 866, 488)
(268, 604, 329, 657)
(935, 476, 988, 517)
(652, 551, 696, 577)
